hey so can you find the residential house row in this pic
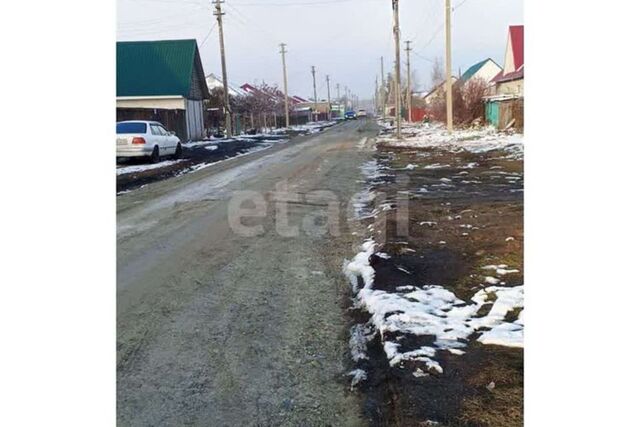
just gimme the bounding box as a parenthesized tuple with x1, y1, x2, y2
(419, 24, 524, 130)
(116, 39, 333, 141)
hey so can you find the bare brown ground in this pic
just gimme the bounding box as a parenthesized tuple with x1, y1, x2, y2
(356, 137, 523, 426)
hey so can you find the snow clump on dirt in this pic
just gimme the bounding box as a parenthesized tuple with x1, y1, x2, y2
(344, 240, 524, 373)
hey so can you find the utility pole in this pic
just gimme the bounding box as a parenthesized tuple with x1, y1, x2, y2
(405, 40, 412, 124)
(445, 0, 453, 133)
(380, 56, 386, 120)
(279, 43, 290, 128)
(374, 76, 378, 117)
(214, 0, 232, 136)
(326, 75, 331, 120)
(392, 0, 402, 139)
(311, 66, 318, 122)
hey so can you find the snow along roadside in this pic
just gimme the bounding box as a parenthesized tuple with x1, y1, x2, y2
(343, 239, 524, 376)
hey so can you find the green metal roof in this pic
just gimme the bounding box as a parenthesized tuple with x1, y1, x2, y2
(461, 58, 496, 82)
(117, 39, 206, 98)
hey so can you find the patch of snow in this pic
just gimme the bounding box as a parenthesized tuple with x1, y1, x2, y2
(344, 241, 524, 371)
(423, 163, 450, 169)
(182, 139, 226, 148)
(183, 142, 277, 175)
(346, 369, 368, 390)
(378, 123, 523, 158)
(349, 323, 375, 362)
(397, 266, 412, 274)
(412, 368, 429, 378)
(483, 265, 520, 276)
(343, 239, 377, 292)
(116, 159, 186, 176)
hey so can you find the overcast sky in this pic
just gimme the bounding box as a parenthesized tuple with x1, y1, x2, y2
(117, 0, 522, 100)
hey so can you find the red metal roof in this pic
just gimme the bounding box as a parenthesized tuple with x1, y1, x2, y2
(510, 25, 524, 71)
(492, 66, 524, 84)
(492, 25, 524, 84)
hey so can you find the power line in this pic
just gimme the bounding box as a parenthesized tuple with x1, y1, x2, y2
(232, 0, 380, 6)
(453, 0, 472, 11)
(414, 21, 444, 53)
(412, 51, 434, 63)
(199, 24, 216, 47)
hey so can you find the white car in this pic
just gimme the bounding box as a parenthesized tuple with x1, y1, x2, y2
(116, 120, 182, 163)
(356, 109, 367, 118)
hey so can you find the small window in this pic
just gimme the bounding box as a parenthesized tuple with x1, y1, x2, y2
(116, 122, 147, 134)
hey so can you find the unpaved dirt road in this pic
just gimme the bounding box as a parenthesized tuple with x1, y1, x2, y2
(117, 120, 377, 426)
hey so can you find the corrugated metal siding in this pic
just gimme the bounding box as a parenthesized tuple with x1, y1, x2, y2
(185, 99, 205, 141)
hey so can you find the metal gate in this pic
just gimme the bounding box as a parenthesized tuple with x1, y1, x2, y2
(485, 101, 499, 127)
(185, 99, 205, 141)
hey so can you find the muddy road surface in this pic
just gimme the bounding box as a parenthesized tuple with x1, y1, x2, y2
(117, 120, 377, 426)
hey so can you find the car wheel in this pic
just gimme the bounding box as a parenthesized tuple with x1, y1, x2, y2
(173, 143, 182, 159)
(150, 146, 160, 163)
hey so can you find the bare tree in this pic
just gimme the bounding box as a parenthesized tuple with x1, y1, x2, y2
(430, 56, 444, 89)
(429, 77, 489, 126)
(460, 77, 489, 124)
(410, 69, 421, 92)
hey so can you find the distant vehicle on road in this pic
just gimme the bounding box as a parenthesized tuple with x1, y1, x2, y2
(116, 121, 182, 163)
(344, 111, 357, 120)
(356, 109, 367, 118)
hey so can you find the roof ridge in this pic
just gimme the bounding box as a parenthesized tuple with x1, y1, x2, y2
(118, 38, 197, 44)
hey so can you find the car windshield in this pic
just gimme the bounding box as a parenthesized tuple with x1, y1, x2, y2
(117, 122, 147, 134)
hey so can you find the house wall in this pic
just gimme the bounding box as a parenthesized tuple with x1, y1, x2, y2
(473, 62, 503, 83)
(189, 67, 207, 100)
(116, 97, 185, 110)
(424, 90, 442, 106)
(423, 78, 458, 105)
(296, 101, 331, 114)
(116, 96, 206, 140)
(496, 78, 524, 96)
(117, 108, 187, 141)
(503, 34, 515, 74)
